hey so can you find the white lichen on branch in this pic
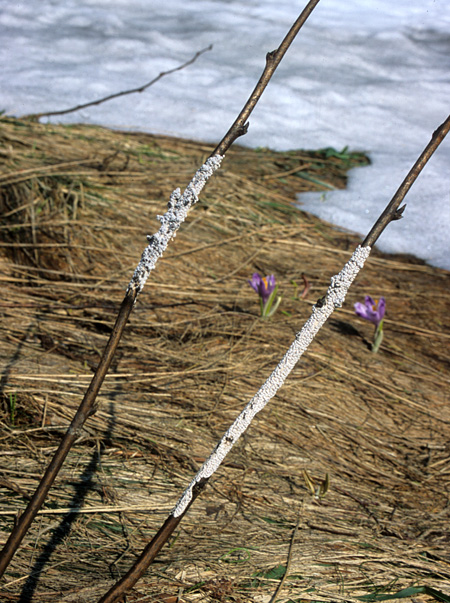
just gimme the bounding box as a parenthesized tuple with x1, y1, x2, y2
(172, 244, 371, 517)
(127, 154, 223, 297)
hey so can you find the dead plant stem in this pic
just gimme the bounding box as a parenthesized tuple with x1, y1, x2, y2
(0, 0, 322, 582)
(23, 46, 212, 121)
(97, 117, 450, 603)
(268, 511, 301, 603)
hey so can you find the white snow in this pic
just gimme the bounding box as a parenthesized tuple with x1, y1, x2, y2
(1, 0, 449, 268)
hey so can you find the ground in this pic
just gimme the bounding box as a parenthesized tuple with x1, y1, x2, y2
(0, 117, 449, 602)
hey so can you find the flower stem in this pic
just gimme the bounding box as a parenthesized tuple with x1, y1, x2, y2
(372, 322, 384, 353)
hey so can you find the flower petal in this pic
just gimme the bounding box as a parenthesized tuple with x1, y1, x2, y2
(248, 273, 262, 293)
(354, 301, 370, 320)
(377, 297, 386, 321)
(364, 295, 376, 308)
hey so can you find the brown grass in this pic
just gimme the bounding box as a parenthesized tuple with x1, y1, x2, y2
(0, 116, 449, 603)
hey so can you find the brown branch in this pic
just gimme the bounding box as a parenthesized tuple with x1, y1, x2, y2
(0, 149, 222, 579)
(97, 479, 207, 603)
(268, 512, 301, 603)
(0, 291, 136, 579)
(23, 45, 212, 121)
(212, 0, 322, 156)
(0, 3, 319, 581)
(96, 115, 450, 603)
(363, 114, 450, 248)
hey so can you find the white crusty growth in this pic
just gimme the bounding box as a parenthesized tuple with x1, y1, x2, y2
(172, 244, 371, 517)
(127, 154, 223, 297)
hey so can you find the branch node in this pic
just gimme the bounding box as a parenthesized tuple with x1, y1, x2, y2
(393, 204, 406, 220)
(266, 50, 277, 64)
(241, 122, 250, 136)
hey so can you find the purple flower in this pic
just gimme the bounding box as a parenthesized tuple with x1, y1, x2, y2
(248, 273, 276, 306)
(354, 296, 385, 327)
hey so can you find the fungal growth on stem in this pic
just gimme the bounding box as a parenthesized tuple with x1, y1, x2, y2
(172, 245, 371, 517)
(128, 154, 223, 297)
(98, 116, 450, 603)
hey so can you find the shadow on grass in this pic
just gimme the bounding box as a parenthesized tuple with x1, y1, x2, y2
(18, 401, 117, 602)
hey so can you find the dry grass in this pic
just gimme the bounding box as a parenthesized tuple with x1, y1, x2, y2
(0, 116, 449, 603)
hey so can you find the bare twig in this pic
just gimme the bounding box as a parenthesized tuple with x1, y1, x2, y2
(0, 292, 135, 578)
(23, 45, 212, 121)
(0, 0, 317, 574)
(97, 243, 371, 603)
(363, 114, 450, 247)
(0, 156, 222, 579)
(96, 116, 449, 603)
(213, 0, 322, 156)
(268, 512, 301, 603)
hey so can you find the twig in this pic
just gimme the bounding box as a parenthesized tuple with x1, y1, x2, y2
(363, 114, 450, 247)
(0, 292, 134, 577)
(23, 45, 212, 121)
(212, 0, 322, 155)
(0, 157, 222, 579)
(268, 513, 301, 603)
(96, 115, 449, 603)
(97, 243, 371, 603)
(0, 0, 319, 578)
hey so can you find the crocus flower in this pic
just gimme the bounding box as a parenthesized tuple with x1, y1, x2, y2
(354, 296, 385, 326)
(248, 273, 281, 318)
(248, 273, 276, 305)
(354, 296, 386, 352)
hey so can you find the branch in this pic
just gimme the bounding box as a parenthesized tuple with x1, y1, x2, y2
(0, 156, 222, 579)
(363, 114, 450, 247)
(96, 117, 449, 603)
(212, 0, 322, 155)
(23, 45, 212, 121)
(96, 246, 371, 603)
(0, 1, 321, 580)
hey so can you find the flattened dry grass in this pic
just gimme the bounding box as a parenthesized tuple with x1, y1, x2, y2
(0, 117, 449, 603)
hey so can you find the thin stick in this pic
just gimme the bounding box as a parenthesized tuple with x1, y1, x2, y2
(363, 114, 450, 247)
(97, 244, 371, 603)
(212, 0, 322, 156)
(268, 513, 301, 603)
(0, 1, 319, 575)
(97, 118, 450, 603)
(0, 156, 222, 579)
(0, 292, 134, 579)
(23, 46, 212, 121)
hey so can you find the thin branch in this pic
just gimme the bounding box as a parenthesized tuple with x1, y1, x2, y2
(0, 157, 222, 579)
(268, 512, 301, 603)
(23, 45, 212, 121)
(363, 114, 450, 247)
(212, 0, 322, 156)
(0, 292, 133, 578)
(0, 1, 321, 580)
(97, 117, 450, 603)
(97, 244, 371, 603)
